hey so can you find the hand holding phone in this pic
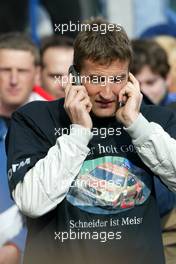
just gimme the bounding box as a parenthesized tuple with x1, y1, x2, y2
(64, 65, 92, 129)
(116, 72, 143, 127)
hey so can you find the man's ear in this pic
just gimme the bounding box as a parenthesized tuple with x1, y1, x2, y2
(34, 65, 42, 86)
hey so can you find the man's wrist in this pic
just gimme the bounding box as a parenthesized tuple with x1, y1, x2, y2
(70, 124, 93, 146)
(124, 113, 151, 141)
(123, 113, 139, 127)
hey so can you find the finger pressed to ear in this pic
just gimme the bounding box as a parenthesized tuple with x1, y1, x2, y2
(65, 87, 89, 108)
(129, 72, 140, 88)
(118, 82, 137, 102)
(125, 80, 140, 94)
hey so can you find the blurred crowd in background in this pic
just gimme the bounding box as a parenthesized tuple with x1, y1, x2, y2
(0, 0, 176, 263)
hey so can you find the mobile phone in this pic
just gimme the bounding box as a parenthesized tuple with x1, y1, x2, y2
(118, 75, 131, 108)
(68, 65, 81, 85)
(118, 101, 125, 108)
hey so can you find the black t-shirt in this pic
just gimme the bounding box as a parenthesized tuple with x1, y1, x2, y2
(6, 99, 176, 264)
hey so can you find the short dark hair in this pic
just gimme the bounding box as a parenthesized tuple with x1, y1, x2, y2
(0, 32, 40, 65)
(73, 17, 133, 71)
(130, 39, 170, 79)
(40, 35, 74, 66)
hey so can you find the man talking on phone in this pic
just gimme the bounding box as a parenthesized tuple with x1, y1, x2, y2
(6, 18, 176, 264)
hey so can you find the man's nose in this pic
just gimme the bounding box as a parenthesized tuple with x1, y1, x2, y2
(99, 83, 113, 99)
(10, 69, 19, 85)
